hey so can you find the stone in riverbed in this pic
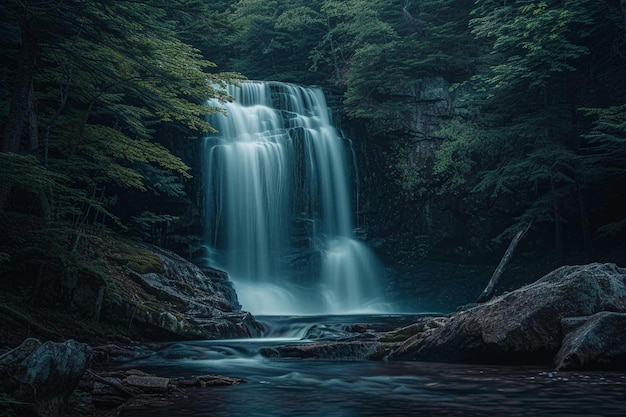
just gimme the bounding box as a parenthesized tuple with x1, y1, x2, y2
(175, 374, 245, 387)
(14, 339, 93, 417)
(342, 323, 369, 333)
(390, 263, 626, 365)
(125, 374, 170, 392)
(260, 341, 384, 360)
(555, 311, 626, 370)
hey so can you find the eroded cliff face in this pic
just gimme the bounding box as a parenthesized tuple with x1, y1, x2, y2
(357, 78, 478, 247)
(121, 243, 265, 340)
(329, 78, 498, 311)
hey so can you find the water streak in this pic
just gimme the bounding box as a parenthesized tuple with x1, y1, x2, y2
(202, 81, 384, 314)
(117, 315, 626, 417)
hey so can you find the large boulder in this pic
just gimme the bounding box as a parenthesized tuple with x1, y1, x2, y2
(555, 311, 626, 370)
(390, 263, 626, 365)
(13, 339, 93, 417)
(122, 243, 265, 339)
(0, 337, 41, 370)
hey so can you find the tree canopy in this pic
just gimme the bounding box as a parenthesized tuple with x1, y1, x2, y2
(2, 0, 625, 270)
(0, 0, 242, 280)
(219, 0, 626, 260)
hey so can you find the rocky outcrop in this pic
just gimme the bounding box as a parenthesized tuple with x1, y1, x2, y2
(123, 243, 265, 340)
(555, 311, 626, 370)
(0, 337, 41, 368)
(1, 339, 246, 416)
(389, 263, 626, 368)
(1, 339, 93, 417)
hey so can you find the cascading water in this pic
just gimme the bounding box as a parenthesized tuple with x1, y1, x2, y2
(202, 81, 385, 315)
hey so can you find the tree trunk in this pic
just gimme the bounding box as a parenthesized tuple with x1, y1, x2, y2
(28, 81, 39, 151)
(576, 183, 593, 259)
(2, 20, 38, 152)
(0, 19, 39, 209)
(550, 174, 564, 265)
(477, 221, 532, 303)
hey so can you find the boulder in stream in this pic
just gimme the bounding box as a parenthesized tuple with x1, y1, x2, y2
(11, 339, 92, 417)
(555, 311, 626, 370)
(390, 263, 626, 366)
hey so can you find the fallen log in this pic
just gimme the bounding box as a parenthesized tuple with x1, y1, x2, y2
(477, 221, 532, 303)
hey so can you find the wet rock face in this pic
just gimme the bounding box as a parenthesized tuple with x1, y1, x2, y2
(348, 76, 502, 307)
(12, 339, 92, 417)
(389, 263, 626, 367)
(125, 243, 265, 340)
(555, 312, 626, 370)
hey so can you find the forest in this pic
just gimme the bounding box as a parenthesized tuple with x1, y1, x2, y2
(2, 1, 626, 416)
(1, 0, 626, 340)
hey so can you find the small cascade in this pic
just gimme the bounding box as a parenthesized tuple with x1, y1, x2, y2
(202, 81, 385, 315)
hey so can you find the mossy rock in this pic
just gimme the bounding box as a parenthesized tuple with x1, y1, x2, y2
(110, 246, 164, 274)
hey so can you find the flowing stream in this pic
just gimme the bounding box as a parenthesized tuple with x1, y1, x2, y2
(201, 81, 385, 315)
(116, 315, 626, 417)
(132, 82, 626, 416)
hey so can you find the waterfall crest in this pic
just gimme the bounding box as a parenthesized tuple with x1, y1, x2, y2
(202, 81, 385, 315)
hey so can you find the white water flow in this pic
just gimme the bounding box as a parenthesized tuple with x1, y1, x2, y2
(203, 81, 385, 315)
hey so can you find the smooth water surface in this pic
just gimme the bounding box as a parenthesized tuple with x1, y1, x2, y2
(116, 315, 626, 417)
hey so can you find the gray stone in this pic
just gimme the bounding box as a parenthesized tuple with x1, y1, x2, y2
(125, 243, 265, 339)
(0, 337, 41, 371)
(125, 374, 170, 393)
(15, 339, 92, 417)
(555, 311, 626, 370)
(390, 263, 626, 364)
(179, 374, 244, 386)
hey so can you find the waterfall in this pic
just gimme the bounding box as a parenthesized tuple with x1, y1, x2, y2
(202, 81, 385, 315)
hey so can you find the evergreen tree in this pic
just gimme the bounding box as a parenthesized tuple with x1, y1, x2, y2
(0, 0, 242, 291)
(461, 0, 626, 259)
(231, 0, 325, 83)
(1, 0, 239, 216)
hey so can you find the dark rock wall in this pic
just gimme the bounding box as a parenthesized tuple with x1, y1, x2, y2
(325, 79, 495, 311)
(335, 77, 484, 259)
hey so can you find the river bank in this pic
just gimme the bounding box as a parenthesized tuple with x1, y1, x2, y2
(3, 247, 626, 416)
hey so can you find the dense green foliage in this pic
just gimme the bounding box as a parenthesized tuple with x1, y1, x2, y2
(0, 0, 241, 301)
(226, 0, 475, 118)
(464, 0, 625, 256)
(219, 0, 626, 261)
(1, 0, 625, 280)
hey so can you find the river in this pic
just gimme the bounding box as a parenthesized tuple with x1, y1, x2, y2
(114, 315, 626, 417)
